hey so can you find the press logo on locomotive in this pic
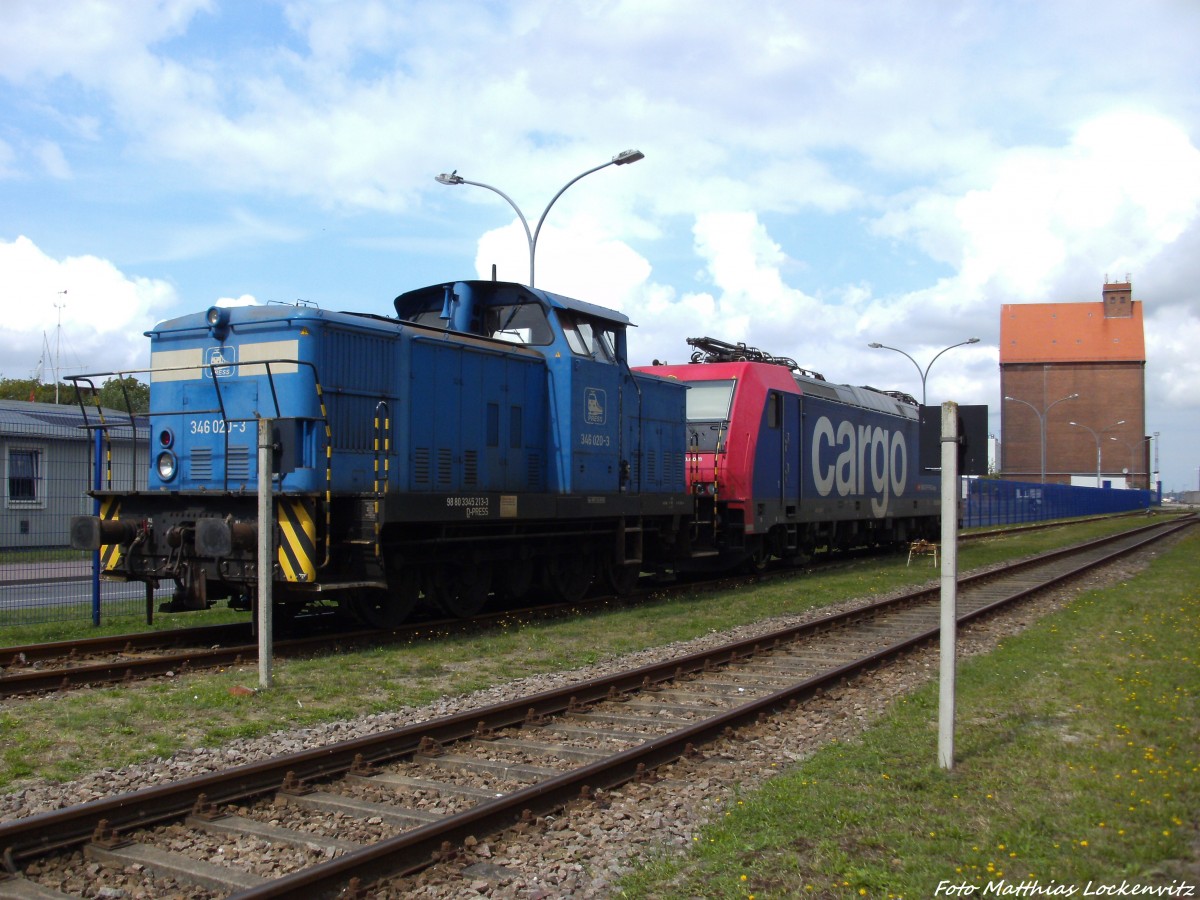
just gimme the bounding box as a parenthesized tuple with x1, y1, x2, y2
(810, 414, 909, 518)
(204, 346, 236, 378)
(585, 387, 606, 425)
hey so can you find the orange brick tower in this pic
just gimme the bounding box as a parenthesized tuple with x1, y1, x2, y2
(999, 280, 1148, 487)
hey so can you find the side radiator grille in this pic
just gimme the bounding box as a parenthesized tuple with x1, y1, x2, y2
(413, 448, 431, 486)
(463, 450, 478, 487)
(190, 448, 212, 481)
(227, 446, 250, 483)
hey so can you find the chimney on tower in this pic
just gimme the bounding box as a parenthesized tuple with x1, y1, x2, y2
(1102, 276, 1132, 318)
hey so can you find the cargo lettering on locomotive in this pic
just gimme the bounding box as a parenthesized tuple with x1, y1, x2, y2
(810, 415, 909, 518)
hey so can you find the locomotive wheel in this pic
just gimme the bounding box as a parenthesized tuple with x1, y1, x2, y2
(544, 553, 594, 604)
(741, 538, 770, 574)
(602, 560, 639, 596)
(346, 565, 419, 628)
(431, 563, 491, 618)
(494, 558, 535, 604)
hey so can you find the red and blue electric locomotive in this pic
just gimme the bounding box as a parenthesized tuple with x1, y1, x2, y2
(638, 337, 940, 568)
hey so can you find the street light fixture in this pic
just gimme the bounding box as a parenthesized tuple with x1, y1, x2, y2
(866, 338, 980, 405)
(1068, 420, 1124, 487)
(435, 148, 644, 288)
(1004, 392, 1079, 484)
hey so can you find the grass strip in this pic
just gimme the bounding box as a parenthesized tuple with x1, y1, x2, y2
(614, 528, 1199, 899)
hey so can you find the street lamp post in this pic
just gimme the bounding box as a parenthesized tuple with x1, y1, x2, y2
(866, 338, 980, 405)
(1068, 419, 1124, 487)
(1152, 431, 1160, 492)
(1109, 435, 1148, 489)
(1004, 393, 1079, 484)
(436, 149, 644, 288)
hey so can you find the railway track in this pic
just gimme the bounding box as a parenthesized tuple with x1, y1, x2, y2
(0, 515, 1191, 899)
(0, 594, 655, 699)
(2, 515, 1171, 699)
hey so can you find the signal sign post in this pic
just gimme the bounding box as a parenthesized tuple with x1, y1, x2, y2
(258, 417, 274, 690)
(938, 402, 959, 770)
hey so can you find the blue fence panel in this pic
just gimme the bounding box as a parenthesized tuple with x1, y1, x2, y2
(962, 478, 1153, 529)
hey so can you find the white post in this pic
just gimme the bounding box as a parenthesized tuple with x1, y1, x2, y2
(257, 417, 274, 689)
(938, 401, 959, 770)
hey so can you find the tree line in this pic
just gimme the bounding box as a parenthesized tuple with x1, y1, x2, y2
(0, 375, 150, 414)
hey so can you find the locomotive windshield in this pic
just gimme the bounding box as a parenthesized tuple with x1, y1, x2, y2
(560, 313, 618, 363)
(685, 379, 735, 420)
(683, 379, 735, 453)
(402, 301, 554, 345)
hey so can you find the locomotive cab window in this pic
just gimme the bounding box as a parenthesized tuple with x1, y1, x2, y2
(484, 303, 554, 345)
(561, 313, 617, 363)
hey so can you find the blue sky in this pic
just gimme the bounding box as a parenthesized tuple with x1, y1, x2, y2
(2, 0, 1198, 490)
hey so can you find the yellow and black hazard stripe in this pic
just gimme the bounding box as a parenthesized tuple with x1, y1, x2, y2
(98, 496, 123, 571)
(276, 497, 317, 583)
(313, 379, 334, 568)
(373, 401, 391, 559)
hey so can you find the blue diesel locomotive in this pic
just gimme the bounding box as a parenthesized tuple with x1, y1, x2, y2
(72, 280, 693, 625)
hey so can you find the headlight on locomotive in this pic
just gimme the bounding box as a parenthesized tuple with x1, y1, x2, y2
(156, 450, 178, 481)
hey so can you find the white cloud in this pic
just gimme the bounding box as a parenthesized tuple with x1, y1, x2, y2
(878, 112, 1200, 303)
(0, 0, 210, 82)
(214, 293, 258, 308)
(0, 236, 178, 377)
(1145, 306, 1200, 412)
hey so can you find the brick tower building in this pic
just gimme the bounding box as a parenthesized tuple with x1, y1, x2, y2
(999, 280, 1148, 487)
